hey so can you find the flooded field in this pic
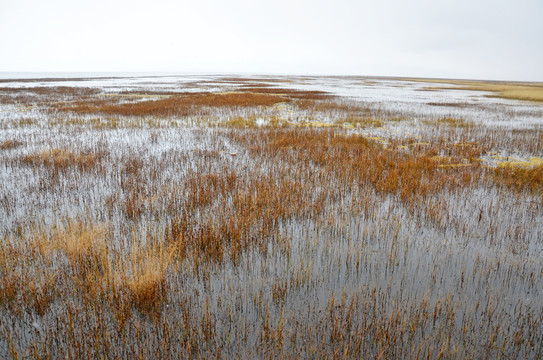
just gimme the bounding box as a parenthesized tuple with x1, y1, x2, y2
(1, 75, 542, 358)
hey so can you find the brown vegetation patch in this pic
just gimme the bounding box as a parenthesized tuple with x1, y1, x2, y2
(493, 164, 543, 195)
(422, 117, 475, 128)
(234, 129, 483, 204)
(1, 222, 174, 316)
(165, 164, 328, 265)
(20, 148, 103, 171)
(0, 140, 23, 150)
(55, 92, 286, 117)
(114, 90, 198, 97)
(426, 102, 471, 108)
(237, 87, 334, 100)
(217, 77, 292, 83)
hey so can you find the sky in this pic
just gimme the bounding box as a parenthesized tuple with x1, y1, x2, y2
(1, 0, 542, 81)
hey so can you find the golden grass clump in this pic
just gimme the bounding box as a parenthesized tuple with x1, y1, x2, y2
(423, 116, 474, 128)
(28, 222, 112, 303)
(20, 148, 102, 171)
(0, 242, 25, 306)
(53, 224, 173, 313)
(0, 235, 60, 315)
(0, 222, 179, 323)
(117, 243, 174, 313)
(45, 222, 109, 269)
(340, 115, 383, 128)
(493, 163, 543, 195)
(218, 116, 259, 128)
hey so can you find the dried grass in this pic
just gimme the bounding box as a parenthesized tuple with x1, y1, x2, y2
(55, 92, 285, 117)
(1, 75, 542, 358)
(405, 78, 543, 102)
(20, 148, 102, 171)
(0, 139, 23, 150)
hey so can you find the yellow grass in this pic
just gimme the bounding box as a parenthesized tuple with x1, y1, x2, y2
(295, 121, 338, 128)
(404, 78, 543, 102)
(45, 222, 108, 263)
(218, 115, 259, 128)
(409, 142, 430, 146)
(438, 163, 472, 168)
(496, 156, 543, 168)
(21, 148, 101, 171)
(119, 243, 175, 312)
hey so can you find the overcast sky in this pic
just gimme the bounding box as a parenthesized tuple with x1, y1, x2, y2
(1, 0, 542, 81)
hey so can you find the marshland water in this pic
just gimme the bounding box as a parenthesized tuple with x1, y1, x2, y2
(0, 75, 542, 358)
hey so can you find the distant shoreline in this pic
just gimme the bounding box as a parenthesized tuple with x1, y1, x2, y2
(0, 72, 212, 80)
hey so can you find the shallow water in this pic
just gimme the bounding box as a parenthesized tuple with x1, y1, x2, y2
(1, 75, 542, 358)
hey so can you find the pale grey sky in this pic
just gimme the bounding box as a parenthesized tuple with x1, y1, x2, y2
(1, 0, 542, 81)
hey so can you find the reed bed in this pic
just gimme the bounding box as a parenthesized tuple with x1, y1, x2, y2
(0, 75, 542, 359)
